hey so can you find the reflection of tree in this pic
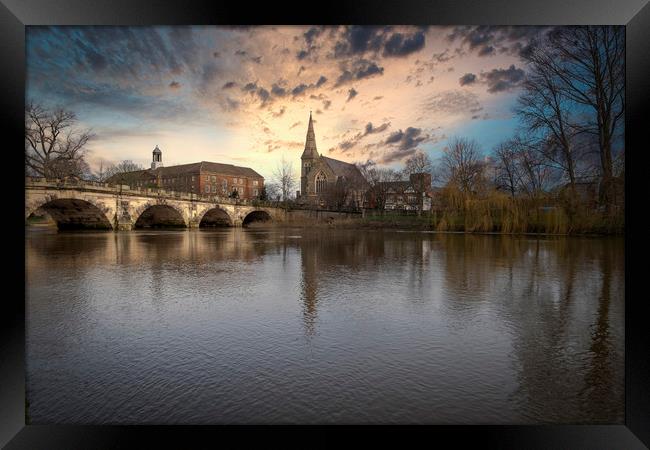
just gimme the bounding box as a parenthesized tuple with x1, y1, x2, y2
(508, 238, 581, 423)
(579, 239, 624, 422)
(499, 238, 624, 423)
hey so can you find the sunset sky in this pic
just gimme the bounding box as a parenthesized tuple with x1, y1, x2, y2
(26, 25, 550, 180)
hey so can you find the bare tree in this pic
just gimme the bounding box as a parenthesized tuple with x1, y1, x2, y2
(516, 62, 580, 194)
(524, 26, 625, 211)
(273, 156, 296, 202)
(358, 161, 402, 212)
(104, 160, 145, 186)
(440, 137, 486, 194)
(25, 102, 94, 179)
(494, 141, 522, 198)
(264, 182, 282, 202)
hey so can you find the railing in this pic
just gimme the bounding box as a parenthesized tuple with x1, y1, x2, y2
(25, 176, 282, 207)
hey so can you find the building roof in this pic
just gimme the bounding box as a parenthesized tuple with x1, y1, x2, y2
(301, 112, 319, 159)
(198, 161, 263, 178)
(321, 156, 367, 186)
(152, 145, 162, 154)
(379, 181, 411, 192)
(377, 179, 435, 197)
(106, 161, 263, 183)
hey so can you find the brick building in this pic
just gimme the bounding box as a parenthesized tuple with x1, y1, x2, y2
(107, 146, 264, 200)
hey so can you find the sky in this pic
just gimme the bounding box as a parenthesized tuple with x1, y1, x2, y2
(26, 25, 552, 180)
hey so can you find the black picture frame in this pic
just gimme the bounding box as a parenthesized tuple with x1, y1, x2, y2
(2, 0, 648, 447)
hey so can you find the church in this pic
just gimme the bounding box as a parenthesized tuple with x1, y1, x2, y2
(297, 113, 367, 209)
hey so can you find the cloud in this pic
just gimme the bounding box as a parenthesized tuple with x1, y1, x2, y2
(332, 121, 391, 155)
(446, 25, 551, 58)
(222, 81, 237, 89)
(459, 73, 477, 86)
(271, 83, 287, 97)
(333, 26, 386, 57)
(382, 32, 426, 57)
(333, 26, 425, 59)
(481, 64, 525, 93)
(169, 80, 181, 89)
(380, 127, 431, 163)
(271, 106, 286, 117)
(364, 122, 390, 135)
(292, 83, 309, 96)
(334, 59, 384, 87)
(478, 45, 495, 57)
(422, 90, 483, 116)
(347, 88, 358, 102)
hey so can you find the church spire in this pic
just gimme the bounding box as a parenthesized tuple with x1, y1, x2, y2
(301, 111, 318, 159)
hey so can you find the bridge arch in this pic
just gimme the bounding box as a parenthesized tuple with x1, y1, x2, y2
(26, 198, 114, 230)
(198, 207, 233, 227)
(134, 203, 188, 228)
(242, 210, 273, 227)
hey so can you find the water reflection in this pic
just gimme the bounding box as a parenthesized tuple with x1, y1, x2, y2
(26, 228, 624, 424)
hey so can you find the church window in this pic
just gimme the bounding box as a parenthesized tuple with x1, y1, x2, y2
(316, 172, 327, 193)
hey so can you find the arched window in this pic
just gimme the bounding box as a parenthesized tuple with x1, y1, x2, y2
(315, 172, 327, 193)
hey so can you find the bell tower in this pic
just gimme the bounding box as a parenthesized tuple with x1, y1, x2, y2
(151, 145, 163, 169)
(300, 112, 318, 196)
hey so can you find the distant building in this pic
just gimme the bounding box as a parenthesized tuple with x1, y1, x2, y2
(151, 145, 163, 169)
(298, 112, 368, 208)
(106, 146, 264, 200)
(372, 173, 434, 211)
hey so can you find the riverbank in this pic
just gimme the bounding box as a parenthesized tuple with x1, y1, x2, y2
(278, 212, 624, 236)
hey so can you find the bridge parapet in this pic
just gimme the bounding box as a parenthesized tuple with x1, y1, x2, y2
(25, 176, 283, 207)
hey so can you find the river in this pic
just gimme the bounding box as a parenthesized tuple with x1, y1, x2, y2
(25, 228, 624, 424)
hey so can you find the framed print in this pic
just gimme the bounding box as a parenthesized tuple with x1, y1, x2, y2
(2, 0, 649, 447)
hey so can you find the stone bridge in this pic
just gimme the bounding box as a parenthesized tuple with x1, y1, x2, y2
(25, 177, 287, 230)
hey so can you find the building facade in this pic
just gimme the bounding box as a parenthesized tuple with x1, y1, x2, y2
(367, 173, 435, 211)
(107, 146, 264, 200)
(298, 113, 367, 208)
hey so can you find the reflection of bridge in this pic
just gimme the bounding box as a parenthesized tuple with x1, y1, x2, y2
(25, 177, 286, 230)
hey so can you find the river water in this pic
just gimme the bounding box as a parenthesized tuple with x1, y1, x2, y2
(25, 228, 624, 424)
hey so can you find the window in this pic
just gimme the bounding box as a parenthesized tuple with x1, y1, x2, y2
(222, 180, 228, 193)
(211, 175, 216, 182)
(205, 175, 209, 182)
(191, 176, 195, 181)
(211, 185, 216, 193)
(253, 189, 258, 196)
(253, 180, 258, 186)
(316, 172, 327, 193)
(205, 185, 210, 193)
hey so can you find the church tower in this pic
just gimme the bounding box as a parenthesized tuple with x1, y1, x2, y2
(300, 112, 318, 196)
(151, 145, 163, 169)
